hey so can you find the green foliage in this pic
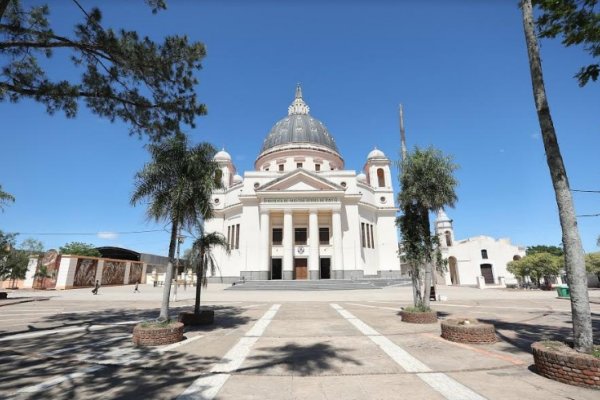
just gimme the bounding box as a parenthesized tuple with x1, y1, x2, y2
(59, 241, 101, 257)
(585, 252, 600, 275)
(534, 0, 600, 86)
(0, 230, 17, 279)
(0, 184, 15, 211)
(5, 250, 28, 281)
(403, 305, 432, 313)
(131, 134, 222, 233)
(188, 229, 230, 288)
(19, 238, 44, 254)
(526, 244, 564, 256)
(507, 252, 563, 285)
(0, 0, 207, 141)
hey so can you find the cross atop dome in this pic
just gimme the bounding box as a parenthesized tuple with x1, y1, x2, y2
(288, 83, 310, 115)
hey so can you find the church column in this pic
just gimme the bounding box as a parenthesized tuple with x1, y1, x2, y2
(308, 209, 319, 280)
(283, 209, 294, 280)
(260, 210, 270, 277)
(332, 209, 343, 277)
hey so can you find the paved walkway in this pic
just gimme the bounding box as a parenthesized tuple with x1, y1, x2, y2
(0, 285, 598, 399)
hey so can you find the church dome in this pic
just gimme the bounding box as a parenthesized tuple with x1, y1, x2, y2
(357, 173, 367, 183)
(367, 148, 386, 159)
(214, 149, 231, 161)
(259, 85, 339, 154)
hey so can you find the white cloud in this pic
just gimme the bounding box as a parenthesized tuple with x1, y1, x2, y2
(97, 231, 119, 240)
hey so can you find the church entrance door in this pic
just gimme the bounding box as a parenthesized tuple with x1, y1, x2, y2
(320, 258, 331, 279)
(294, 258, 308, 280)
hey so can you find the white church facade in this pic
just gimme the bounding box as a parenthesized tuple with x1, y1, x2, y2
(204, 85, 399, 282)
(435, 210, 526, 286)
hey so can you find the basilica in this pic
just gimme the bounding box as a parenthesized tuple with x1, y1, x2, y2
(205, 85, 399, 282)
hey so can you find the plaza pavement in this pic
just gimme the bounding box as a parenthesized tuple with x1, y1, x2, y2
(0, 284, 599, 399)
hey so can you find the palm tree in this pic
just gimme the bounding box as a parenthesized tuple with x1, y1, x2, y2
(397, 147, 458, 308)
(521, 0, 592, 353)
(34, 265, 51, 289)
(0, 185, 15, 212)
(188, 228, 230, 314)
(131, 134, 221, 321)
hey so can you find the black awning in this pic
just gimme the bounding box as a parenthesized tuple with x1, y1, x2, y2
(95, 246, 141, 261)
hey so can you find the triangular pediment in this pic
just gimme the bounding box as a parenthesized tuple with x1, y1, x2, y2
(257, 169, 344, 192)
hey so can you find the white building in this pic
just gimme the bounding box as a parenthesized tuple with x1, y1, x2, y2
(204, 85, 399, 282)
(435, 209, 526, 286)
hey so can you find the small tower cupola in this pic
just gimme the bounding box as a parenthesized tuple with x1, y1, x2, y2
(214, 148, 236, 188)
(364, 147, 391, 189)
(435, 209, 454, 248)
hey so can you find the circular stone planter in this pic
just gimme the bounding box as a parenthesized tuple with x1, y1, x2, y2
(532, 341, 600, 389)
(400, 310, 438, 324)
(132, 321, 184, 346)
(441, 319, 497, 344)
(178, 310, 215, 326)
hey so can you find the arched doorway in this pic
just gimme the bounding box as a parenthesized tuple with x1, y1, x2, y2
(449, 256, 459, 285)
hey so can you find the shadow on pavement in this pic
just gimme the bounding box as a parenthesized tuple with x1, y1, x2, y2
(478, 314, 600, 353)
(237, 342, 362, 375)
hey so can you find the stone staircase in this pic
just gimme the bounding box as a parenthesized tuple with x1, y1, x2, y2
(225, 278, 411, 291)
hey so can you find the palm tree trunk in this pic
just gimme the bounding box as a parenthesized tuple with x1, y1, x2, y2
(158, 219, 179, 321)
(194, 248, 205, 314)
(521, 0, 592, 353)
(422, 210, 432, 308)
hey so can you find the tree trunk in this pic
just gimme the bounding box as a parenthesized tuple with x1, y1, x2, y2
(158, 219, 179, 321)
(422, 210, 433, 308)
(411, 264, 421, 307)
(194, 248, 205, 315)
(521, 0, 592, 353)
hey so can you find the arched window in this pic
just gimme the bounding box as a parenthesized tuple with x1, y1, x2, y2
(444, 231, 452, 247)
(377, 168, 385, 187)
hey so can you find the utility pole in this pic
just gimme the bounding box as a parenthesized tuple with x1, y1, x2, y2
(399, 104, 407, 163)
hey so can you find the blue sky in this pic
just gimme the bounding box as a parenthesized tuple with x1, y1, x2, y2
(1, 0, 598, 256)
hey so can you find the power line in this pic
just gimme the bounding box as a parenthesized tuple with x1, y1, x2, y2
(572, 189, 600, 193)
(15, 229, 167, 236)
(577, 213, 600, 218)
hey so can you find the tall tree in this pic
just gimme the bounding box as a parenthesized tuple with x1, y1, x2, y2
(59, 241, 101, 257)
(131, 134, 221, 321)
(1, 0, 205, 141)
(534, 0, 600, 86)
(526, 244, 564, 256)
(20, 238, 44, 255)
(187, 228, 229, 315)
(0, 184, 15, 211)
(521, 0, 593, 353)
(397, 147, 458, 308)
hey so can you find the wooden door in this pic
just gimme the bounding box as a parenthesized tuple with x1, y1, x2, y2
(480, 264, 494, 284)
(294, 258, 308, 280)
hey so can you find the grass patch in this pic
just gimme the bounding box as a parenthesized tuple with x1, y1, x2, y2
(403, 305, 432, 313)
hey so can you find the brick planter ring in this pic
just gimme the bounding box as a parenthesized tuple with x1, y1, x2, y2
(441, 319, 497, 344)
(132, 322, 184, 346)
(532, 341, 600, 389)
(400, 310, 438, 324)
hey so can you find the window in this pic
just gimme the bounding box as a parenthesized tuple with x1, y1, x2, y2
(315, 164, 321, 172)
(361, 223, 366, 247)
(215, 169, 223, 186)
(235, 224, 240, 249)
(296, 162, 303, 169)
(481, 249, 488, 259)
(227, 226, 231, 249)
(370, 225, 375, 248)
(377, 168, 385, 187)
(295, 227, 307, 245)
(227, 224, 240, 249)
(319, 227, 330, 245)
(278, 164, 284, 172)
(445, 231, 452, 247)
(272, 228, 283, 245)
(366, 224, 371, 248)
